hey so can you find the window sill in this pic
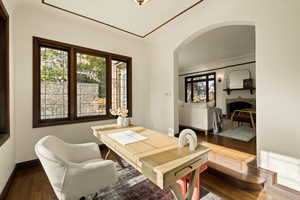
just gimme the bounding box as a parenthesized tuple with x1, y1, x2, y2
(0, 133, 10, 147)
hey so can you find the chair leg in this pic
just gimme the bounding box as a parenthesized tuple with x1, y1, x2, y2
(92, 192, 98, 200)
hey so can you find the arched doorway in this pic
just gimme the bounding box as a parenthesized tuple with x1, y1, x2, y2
(173, 23, 256, 154)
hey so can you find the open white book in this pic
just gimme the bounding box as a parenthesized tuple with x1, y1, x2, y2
(108, 130, 147, 145)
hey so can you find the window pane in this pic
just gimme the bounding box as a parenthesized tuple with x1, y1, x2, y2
(208, 74, 215, 79)
(193, 76, 206, 81)
(193, 82, 206, 103)
(186, 82, 192, 103)
(208, 80, 215, 101)
(76, 53, 106, 117)
(40, 47, 68, 120)
(111, 60, 127, 111)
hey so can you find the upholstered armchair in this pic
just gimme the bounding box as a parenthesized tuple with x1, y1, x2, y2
(35, 136, 117, 200)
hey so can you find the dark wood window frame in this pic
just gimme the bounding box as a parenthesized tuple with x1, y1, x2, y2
(33, 37, 132, 128)
(0, 0, 10, 146)
(185, 72, 216, 104)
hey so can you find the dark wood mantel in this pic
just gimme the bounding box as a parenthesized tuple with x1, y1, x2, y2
(223, 88, 256, 95)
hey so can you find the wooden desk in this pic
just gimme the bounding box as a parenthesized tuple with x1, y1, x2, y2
(91, 125, 210, 200)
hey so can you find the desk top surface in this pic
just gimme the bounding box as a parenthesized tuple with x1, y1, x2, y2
(91, 124, 210, 170)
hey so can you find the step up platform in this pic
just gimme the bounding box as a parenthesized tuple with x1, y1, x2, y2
(200, 141, 266, 190)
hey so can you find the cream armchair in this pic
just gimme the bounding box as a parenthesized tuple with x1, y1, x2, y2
(35, 136, 117, 200)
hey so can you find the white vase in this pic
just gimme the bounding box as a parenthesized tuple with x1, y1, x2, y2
(122, 118, 130, 127)
(117, 116, 124, 127)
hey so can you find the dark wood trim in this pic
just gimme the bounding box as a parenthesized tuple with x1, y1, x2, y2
(0, 134, 9, 147)
(0, 167, 16, 200)
(33, 37, 132, 60)
(33, 37, 132, 128)
(41, 0, 205, 38)
(223, 87, 256, 95)
(179, 61, 256, 77)
(0, 0, 10, 146)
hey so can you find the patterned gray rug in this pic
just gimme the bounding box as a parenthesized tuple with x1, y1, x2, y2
(218, 126, 255, 142)
(90, 161, 222, 200)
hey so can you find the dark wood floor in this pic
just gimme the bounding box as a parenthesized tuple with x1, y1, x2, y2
(197, 134, 256, 155)
(4, 164, 294, 200)
(179, 125, 256, 155)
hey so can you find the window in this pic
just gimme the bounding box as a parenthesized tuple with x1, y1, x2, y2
(33, 37, 132, 127)
(0, 1, 9, 146)
(185, 73, 216, 104)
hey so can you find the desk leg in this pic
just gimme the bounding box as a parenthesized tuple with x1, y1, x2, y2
(170, 168, 199, 200)
(250, 113, 255, 129)
(104, 148, 125, 168)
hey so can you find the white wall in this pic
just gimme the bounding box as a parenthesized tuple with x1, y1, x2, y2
(178, 54, 256, 114)
(0, 0, 16, 194)
(145, 0, 300, 190)
(13, 4, 149, 163)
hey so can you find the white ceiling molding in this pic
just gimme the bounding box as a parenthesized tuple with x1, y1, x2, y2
(42, 0, 205, 38)
(179, 53, 256, 74)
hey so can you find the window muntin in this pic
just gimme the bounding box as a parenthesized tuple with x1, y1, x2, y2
(76, 53, 107, 117)
(185, 73, 216, 104)
(33, 37, 132, 127)
(0, 2, 10, 146)
(40, 47, 69, 120)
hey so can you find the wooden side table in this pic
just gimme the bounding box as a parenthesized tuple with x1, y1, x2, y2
(231, 108, 256, 128)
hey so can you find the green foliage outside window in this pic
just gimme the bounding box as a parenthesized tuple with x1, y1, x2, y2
(41, 48, 106, 98)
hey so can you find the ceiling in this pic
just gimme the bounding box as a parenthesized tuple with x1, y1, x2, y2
(41, 0, 204, 38)
(178, 25, 256, 69)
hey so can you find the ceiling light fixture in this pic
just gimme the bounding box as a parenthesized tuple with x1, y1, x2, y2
(133, 0, 151, 6)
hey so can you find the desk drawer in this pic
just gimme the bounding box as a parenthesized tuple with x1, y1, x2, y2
(163, 154, 207, 188)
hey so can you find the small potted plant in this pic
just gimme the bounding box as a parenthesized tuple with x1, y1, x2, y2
(110, 108, 130, 127)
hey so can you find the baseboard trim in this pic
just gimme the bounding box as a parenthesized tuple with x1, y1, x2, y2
(275, 184, 300, 196)
(16, 159, 40, 169)
(0, 159, 41, 199)
(0, 167, 16, 200)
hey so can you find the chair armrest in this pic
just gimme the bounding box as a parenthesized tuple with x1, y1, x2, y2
(63, 160, 117, 199)
(66, 142, 102, 162)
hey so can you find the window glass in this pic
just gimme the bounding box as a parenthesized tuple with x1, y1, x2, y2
(40, 47, 68, 120)
(186, 82, 192, 103)
(208, 80, 215, 101)
(208, 74, 215, 79)
(111, 60, 127, 110)
(193, 81, 207, 103)
(76, 53, 106, 117)
(193, 76, 206, 81)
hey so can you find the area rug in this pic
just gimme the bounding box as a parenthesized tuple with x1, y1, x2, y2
(91, 162, 222, 200)
(218, 126, 255, 142)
